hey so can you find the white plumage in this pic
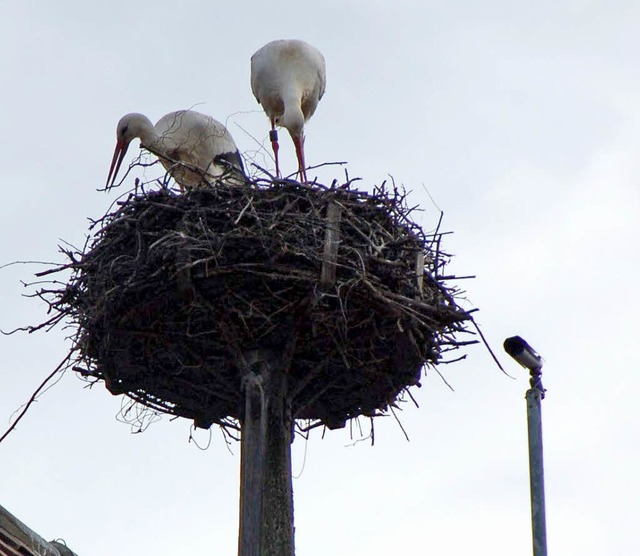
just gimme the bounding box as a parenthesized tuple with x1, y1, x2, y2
(106, 110, 245, 189)
(251, 39, 326, 183)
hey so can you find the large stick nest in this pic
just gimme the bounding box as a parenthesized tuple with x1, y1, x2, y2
(47, 178, 473, 431)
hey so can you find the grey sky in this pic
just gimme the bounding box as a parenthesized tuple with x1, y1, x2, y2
(1, 1, 638, 554)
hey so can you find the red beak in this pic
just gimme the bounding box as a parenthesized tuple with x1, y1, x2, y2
(106, 140, 129, 188)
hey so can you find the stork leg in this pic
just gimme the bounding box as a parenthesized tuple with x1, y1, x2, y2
(270, 119, 281, 178)
(293, 134, 307, 183)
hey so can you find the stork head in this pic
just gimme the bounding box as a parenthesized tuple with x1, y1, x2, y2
(106, 113, 154, 188)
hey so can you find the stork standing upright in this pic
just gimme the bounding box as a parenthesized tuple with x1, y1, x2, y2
(106, 110, 245, 189)
(250, 39, 326, 183)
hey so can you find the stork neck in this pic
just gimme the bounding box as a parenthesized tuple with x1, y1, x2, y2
(139, 128, 160, 151)
(282, 102, 305, 139)
(129, 114, 159, 150)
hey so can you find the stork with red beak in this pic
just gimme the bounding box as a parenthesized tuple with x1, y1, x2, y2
(106, 110, 245, 189)
(250, 39, 326, 183)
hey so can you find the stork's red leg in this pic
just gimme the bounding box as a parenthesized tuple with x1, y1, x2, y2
(270, 118, 281, 178)
(293, 134, 307, 183)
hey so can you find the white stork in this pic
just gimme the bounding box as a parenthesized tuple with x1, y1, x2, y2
(250, 39, 326, 183)
(106, 110, 245, 189)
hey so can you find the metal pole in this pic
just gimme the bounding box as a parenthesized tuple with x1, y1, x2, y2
(525, 368, 547, 556)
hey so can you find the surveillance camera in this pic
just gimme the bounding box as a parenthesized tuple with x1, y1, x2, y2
(503, 336, 543, 372)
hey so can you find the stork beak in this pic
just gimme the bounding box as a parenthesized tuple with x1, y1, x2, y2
(106, 140, 129, 188)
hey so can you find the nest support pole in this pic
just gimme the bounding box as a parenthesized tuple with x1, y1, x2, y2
(238, 350, 294, 556)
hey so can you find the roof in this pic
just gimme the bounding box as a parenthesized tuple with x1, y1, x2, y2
(0, 504, 78, 556)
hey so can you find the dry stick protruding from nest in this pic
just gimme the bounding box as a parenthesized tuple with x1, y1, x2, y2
(0, 354, 72, 444)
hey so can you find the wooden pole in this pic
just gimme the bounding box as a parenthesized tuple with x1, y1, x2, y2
(320, 202, 342, 290)
(415, 251, 424, 294)
(238, 370, 267, 556)
(238, 352, 294, 556)
(261, 365, 294, 556)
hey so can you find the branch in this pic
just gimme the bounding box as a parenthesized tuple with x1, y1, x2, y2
(0, 355, 70, 444)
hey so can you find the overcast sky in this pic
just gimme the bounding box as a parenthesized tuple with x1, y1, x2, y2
(1, 1, 638, 555)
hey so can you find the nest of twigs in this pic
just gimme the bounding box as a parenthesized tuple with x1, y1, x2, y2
(45, 177, 474, 431)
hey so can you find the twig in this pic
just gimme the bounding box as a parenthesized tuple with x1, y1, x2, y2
(0, 355, 70, 444)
